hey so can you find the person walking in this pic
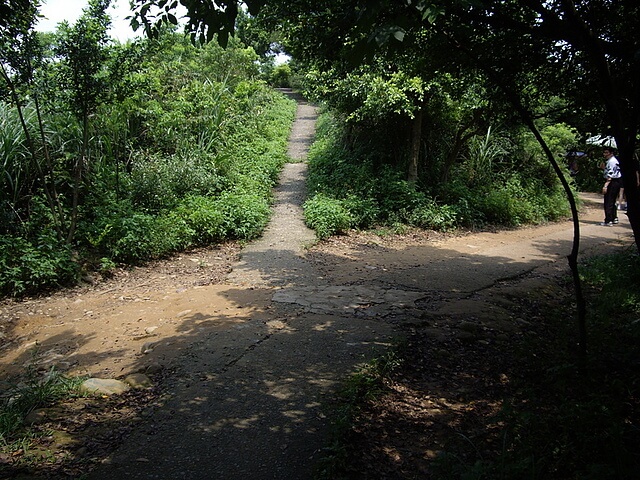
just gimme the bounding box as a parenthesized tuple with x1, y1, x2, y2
(600, 147, 622, 226)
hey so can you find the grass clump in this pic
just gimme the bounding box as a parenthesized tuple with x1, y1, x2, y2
(0, 365, 84, 448)
(303, 194, 353, 240)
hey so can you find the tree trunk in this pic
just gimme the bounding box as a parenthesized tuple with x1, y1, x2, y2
(521, 113, 587, 364)
(441, 125, 475, 183)
(407, 107, 423, 185)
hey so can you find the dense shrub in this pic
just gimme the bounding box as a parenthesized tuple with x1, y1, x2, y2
(129, 153, 228, 212)
(0, 20, 301, 298)
(83, 199, 186, 263)
(303, 112, 570, 237)
(172, 196, 226, 244)
(341, 195, 380, 228)
(216, 191, 272, 239)
(407, 201, 458, 231)
(303, 194, 353, 239)
(269, 63, 292, 88)
(81, 87, 295, 264)
(0, 233, 78, 296)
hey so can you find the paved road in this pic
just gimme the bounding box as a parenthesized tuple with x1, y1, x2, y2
(89, 94, 635, 479)
(90, 91, 394, 480)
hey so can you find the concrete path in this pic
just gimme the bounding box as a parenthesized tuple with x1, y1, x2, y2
(89, 93, 635, 480)
(90, 91, 398, 480)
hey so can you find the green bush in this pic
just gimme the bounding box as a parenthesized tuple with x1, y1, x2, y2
(474, 176, 570, 227)
(304, 116, 468, 235)
(173, 192, 271, 243)
(82, 200, 193, 263)
(0, 31, 298, 299)
(269, 63, 292, 88)
(342, 195, 380, 228)
(0, 233, 78, 296)
(372, 169, 429, 223)
(437, 170, 570, 229)
(79, 83, 294, 266)
(304, 194, 353, 239)
(216, 191, 272, 239)
(172, 196, 226, 244)
(304, 121, 570, 236)
(407, 201, 458, 231)
(100, 211, 158, 262)
(129, 153, 227, 212)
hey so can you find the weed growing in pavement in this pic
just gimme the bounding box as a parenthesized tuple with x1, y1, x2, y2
(315, 350, 402, 479)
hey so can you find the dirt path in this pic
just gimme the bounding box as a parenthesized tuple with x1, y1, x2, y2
(0, 92, 636, 479)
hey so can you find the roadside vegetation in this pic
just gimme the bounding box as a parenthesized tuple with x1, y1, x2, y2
(303, 109, 573, 239)
(318, 246, 640, 479)
(1, 1, 609, 299)
(0, 3, 295, 298)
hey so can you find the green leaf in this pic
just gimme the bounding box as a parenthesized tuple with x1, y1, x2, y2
(422, 6, 445, 23)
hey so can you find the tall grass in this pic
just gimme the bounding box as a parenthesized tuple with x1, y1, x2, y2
(462, 126, 509, 187)
(0, 103, 33, 210)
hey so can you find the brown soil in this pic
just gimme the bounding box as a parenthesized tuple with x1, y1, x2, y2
(0, 242, 246, 381)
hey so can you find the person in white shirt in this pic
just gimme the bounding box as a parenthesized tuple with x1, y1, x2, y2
(600, 147, 622, 226)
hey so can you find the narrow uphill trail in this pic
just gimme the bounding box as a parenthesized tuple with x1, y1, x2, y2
(226, 90, 318, 287)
